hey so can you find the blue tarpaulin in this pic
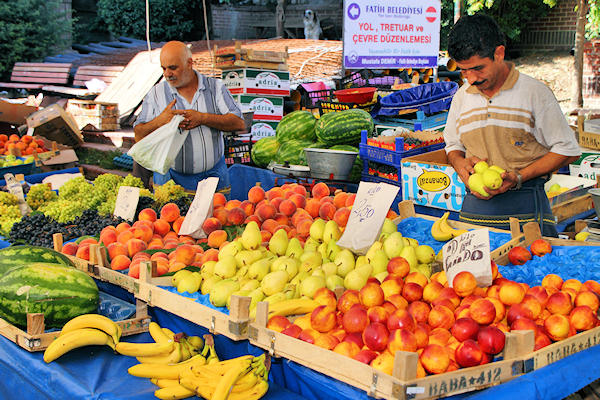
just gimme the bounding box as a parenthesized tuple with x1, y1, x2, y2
(372, 81, 459, 117)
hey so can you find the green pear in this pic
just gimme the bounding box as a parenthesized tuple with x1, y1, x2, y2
(234, 250, 255, 268)
(177, 272, 202, 293)
(334, 249, 356, 277)
(218, 240, 242, 259)
(482, 168, 502, 190)
(321, 261, 338, 277)
(248, 258, 271, 280)
(285, 237, 304, 259)
(383, 231, 404, 258)
(415, 244, 436, 264)
(241, 279, 260, 291)
(269, 229, 289, 256)
(473, 160, 489, 174)
(271, 256, 299, 279)
(300, 275, 326, 298)
(415, 263, 432, 279)
(311, 267, 325, 278)
(235, 265, 249, 280)
(355, 255, 369, 268)
(309, 218, 326, 242)
(326, 274, 345, 291)
(227, 289, 250, 308)
(261, 270, 289, 296)
(201, 275, 222, 295)
(303, 237, 320, 253)
(300, 251, 323, 273)
(326, 240, 341, 260)
(214, 255, 237, 279)
(489, 165, 506, 175)
(468, 173, 489, 197)
(317, 242, 329, 261)
(370, 249, 389, 276)
(263, 250, 277, 261)
(241, 221, 261, 250)
(172, 269, 193, 287)
(381, 218, 397, 235)
(344, 264, 372, 291)
(322, 220, 341, 243)
(290, 270, 309, 286)
(209, 279, 240, 307)
(248, 287, 265, 309)
(399, 246, 418, 270)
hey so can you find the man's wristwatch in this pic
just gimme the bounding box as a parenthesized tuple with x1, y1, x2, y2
(513, 171, 523, 190)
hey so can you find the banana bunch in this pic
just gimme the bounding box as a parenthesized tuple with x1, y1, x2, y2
(117, 322, 205, 364)
(267, 298, 320, 318)
(431, 212, 469, 242)
(156, 353, 269, 400)
(44, 314, 121, 363)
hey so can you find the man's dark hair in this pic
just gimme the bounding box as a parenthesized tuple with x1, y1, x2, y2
(448, 14, 506, 61)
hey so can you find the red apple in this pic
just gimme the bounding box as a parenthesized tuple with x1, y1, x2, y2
(477, 325, 506, 355)
(451, 317, 480, 342)
(342, 306, 369, 333)
(362, 322, 389, 352)
(507, 246, 532, 265)
(530, 238, 552, 257)
(455, 339, 484, 368)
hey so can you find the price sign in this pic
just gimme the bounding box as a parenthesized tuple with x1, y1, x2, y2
(179, 177, 219, 238)
(113, 186, 140, 222)
(443, 228, 493, 288)
(337, 181, 399, 254)
(4, 173, 31, 216)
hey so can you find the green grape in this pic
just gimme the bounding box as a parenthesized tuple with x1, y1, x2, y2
(0, 191, 18, 206)
(39, 199, 86, 223)
(153, 180, 186, 206)
(26, 184, 58, 210)
(0, 204, 22, 236)
(97, 194, 117, 216)
(93, 173, 123, 193)
(121, 174, 145, 189)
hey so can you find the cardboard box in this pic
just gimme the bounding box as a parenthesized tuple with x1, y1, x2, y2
(249, 121, 278, 140)
(545, 174, 597, 207)
(0, 99, 37, 125)
(33, 135, 79, 171)
(223, 68, 290, 96)
(401, 149, 467, 211)
(233, 95, 283, 121)
(569, 152, 600, 180)
(26, 104, 83, 148)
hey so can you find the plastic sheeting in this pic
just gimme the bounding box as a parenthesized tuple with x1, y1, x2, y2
(371, 81, 459, 117)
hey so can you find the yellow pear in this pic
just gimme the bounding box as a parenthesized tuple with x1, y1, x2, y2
(473, 160, 489, 174)
(200, 260, 216, 279)
(399, 246, 418, 270)
(334, 249, 356, 277)
(489, 165, 506, 174)
(214, 255, 237, 279)
(304, 237, 320, 253)
(285, 237, 304, 259)
(309, 218, 326, 241)
(415, 244, 436, 264)
(300, 275, 326, 298)
(468, 173, 489, 197)
(383, 231, 404, 258)
(209, 279, 240, 307)
(269, 228, 289, 256)
(370, 249, 389, 276)
(241, 221, 261, 250)
(261, 270, 290, 296)
(172, 269, 193, 287)
(201, 275, 222, 295)
(322, 220, 341, 243)
(381, 218, 397, 235)
(271, 256, 299, 279)
(482, 169, 502, 190)
(218, 240, 242, 259)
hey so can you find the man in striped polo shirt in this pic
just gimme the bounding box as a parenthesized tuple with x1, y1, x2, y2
(133, 41, 245, 191)
(443, 15, 581, 236)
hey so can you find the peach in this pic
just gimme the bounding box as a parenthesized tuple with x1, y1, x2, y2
(153, 219, 171, 236)
(420, 344, 450, 375)
(520, 294, 543, 320)
(542, 274, 563, 291)
(266, 187, 284, 201)
(255, 203, 277, 221)
(388, 328, 418, 354)
(435, 287, 461, 310)
(507, 246, 532, 265)
(286, 193, 305, 210)
(298, 328, 320, 344)
(132, 252, 151, 262)
(486, 297, 506, 323)
(295, 218, 312, 238)
(498, 280, 526, 305)
(311, 182, 330, 199)
(110, 254, 131, 271)
(128, 262, 140, 279)
(431, 270, 448, 286)
(333, 192, 349, 209)
(213, 192, 226, 208)
(155, 258, 169, 276)
(168, 260, 187, 273)
(248, 185, 265, 204)
(387, 294, 409, 310)
(530, 238, 552, 257)
(428, 305, 455, 330)
(107, 242, 128, 260)
(359, 282, 385, 308)
(342, 306, 369, 333)
(527, 285, 549, 307)
(116, 222, 131, 234)
(291, 208, 311, 227)
(174, 244, 196, 265)
(138, 208, 157, 222)
(569, 305, 597, 331)
(224, 199, 241, 210)
(226, 207, 246, 225)
(454, 305, 471, 320)
(367, 306, 390, 324)
(280, 324, 302, 338)
(387, 308, 416, 332)
(277, 198, 296, 217)
(170, 216, 184, 235)
(333, 207, 351, 227)
(61, 242, 78, 256)
(477, 325, 506, 355)
(380, 277, 403, 299)
(468, 298, 496, 325)
(460, 294, 483, 307)
(582, 280, 600, 296)
(362, 322, 389, 352)
(546, 291, 573, 315)
(271, 197, 284, 213)
(428, 327, 452, 346)
(150, 252, 168, 261)
(452, 271, 477, 297)
(211, 207, 228, 225)
(400, 282, 422, 302)
(408, 301, 431, 324)
(160, 203, 181, 223)
(237, 200, 254, 217)
(544, 314, 571, 341)
(422, 281, 444, 303)
(132, 224, 153, 243)
(313, 333, 339, 350)
(79, 238, 98, 247)
(99, 227, 118, 246)
(200, 217, 222, 236)
(267, 315, 291, 333)
(273, 213, 289, 226)
(575, 291, 600, 312)
(451, 317, 480, 342)
(304, 198, 321, 218)
(333, 341, 360, 358)
(534, 331, 552, 350)
(127, 238, 147, 258)
(318, 202, 336, 221)
(387, 257, 410, 277)
(337, 289, 361, 313)
(75, 244, 90, 261)
(291, 184, 307, 197)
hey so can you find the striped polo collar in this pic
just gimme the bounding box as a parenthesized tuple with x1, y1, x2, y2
(466, 62, 519, 96)
(167, 70, 206, 96)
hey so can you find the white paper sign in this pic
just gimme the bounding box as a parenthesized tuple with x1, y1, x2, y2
(113, 186, 140, 222)
(337, 181, 399, 254)
(4, 173, 31, 216)
(343, 0, 441, 68)
(443, 228, 493, 288)
(178, 177, 219, 238)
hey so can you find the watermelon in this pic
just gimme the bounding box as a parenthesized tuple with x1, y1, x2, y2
(0, 245, 74, 276)
(315, 109, 374, 146)
(276, 139, 314, 165)
(0, 263, 99, 328)
(276, 110, 317, 143)
(251, 136, 280, 168)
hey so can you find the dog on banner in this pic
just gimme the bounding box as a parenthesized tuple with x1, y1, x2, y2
(303, 9, 322, 40)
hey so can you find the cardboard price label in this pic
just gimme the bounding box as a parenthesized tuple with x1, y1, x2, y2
(443, 228, 493, 288)
(4, 173, 31, 216)
(113, 186, 140, 222)
(336, 181, 399, 254)
(178, 177, 219, 238)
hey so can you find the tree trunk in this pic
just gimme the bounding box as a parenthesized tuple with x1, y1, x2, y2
(571, 0, 587, 109)
(276, 0, 286, 38)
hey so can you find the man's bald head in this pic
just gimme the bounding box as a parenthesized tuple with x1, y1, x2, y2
(160, 41, 195, 89)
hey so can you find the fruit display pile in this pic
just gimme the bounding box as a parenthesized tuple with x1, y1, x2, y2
(0, 134, 49, 156)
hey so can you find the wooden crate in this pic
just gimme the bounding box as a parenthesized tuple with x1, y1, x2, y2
(248, 302, 534, 400)
(577, 115, 600, 151)
(214, 41, 288, 70)
(54, 238, 252, 341)
(0, 298, 150, 353)
(66, 100, 119, 117)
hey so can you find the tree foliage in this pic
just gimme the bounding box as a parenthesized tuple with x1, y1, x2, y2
(0, 0, 71, 80)
(586, 0, 600, 38)
(96, 0, 206, 42)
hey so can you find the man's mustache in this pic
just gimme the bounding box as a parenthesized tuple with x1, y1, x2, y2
(473, 79, 486, 86)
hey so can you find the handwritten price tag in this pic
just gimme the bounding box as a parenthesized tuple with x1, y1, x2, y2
(443, 228, 493, 288)
(179, 177, 219, 238)
(4, 173, 31, 216)
(337, 181, 399, 254)
(113, 186, 140, 222)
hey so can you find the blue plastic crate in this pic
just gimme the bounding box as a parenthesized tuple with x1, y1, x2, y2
(362, 159, 402, 185)
(0, 157, 36, 176)
(113, 153, 133, 170)
(359, 130, 445, 166)
(375, 110, 448, 131)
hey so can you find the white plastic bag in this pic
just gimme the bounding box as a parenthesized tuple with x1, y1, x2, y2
(128, 115, 187, 175)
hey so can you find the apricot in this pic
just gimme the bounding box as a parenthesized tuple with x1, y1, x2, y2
(110, 254, 131, 271)
(207, 230, 228, 248)
(160, 203, 181, 223)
